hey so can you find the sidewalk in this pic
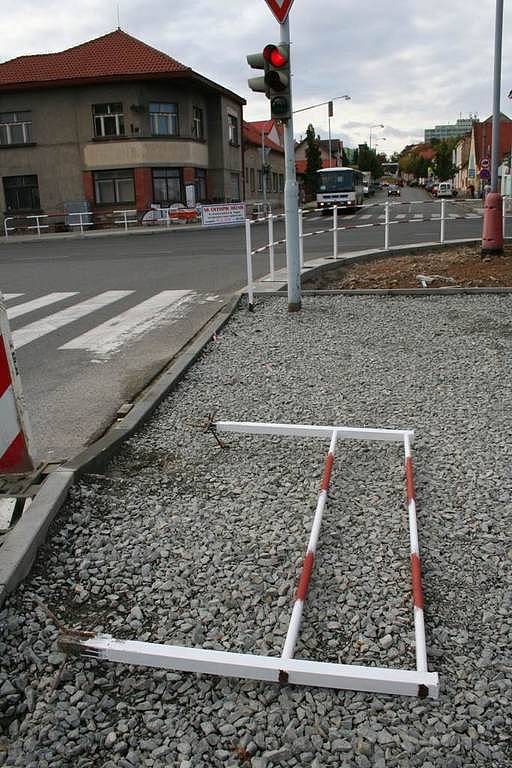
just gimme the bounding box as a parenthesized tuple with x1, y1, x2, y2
(1, 290, 510, 767)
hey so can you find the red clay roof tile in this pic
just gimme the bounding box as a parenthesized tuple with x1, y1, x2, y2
(0, 29, 190, 89)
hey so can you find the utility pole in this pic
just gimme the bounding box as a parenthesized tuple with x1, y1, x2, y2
(280, 18, 301, 311)
(328, 101, 333, 168)
(482, 0, 504, 255)
(261, 129, 268, 208)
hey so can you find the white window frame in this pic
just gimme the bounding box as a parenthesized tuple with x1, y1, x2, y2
(192, 106, 204, 139)
(0, 111, 32, 145)
(94, 169, 134, 205)
(150, 103, 179, 137)
(93, 103, 125, 138)
(228, 114, 239, 146)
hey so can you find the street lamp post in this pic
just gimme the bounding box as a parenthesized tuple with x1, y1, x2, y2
(482, 0, 504, 255)
(294, 95, 350, 167)
(369, 124, 384, 151)
(374, 137, 387, 154)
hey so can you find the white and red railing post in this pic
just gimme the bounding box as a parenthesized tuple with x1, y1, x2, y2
(0, 294, 33, 474)
(281, 429, 338, 664)
(403, 433, 428, 675)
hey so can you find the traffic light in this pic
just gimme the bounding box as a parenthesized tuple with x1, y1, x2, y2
(264, 44, 291, 121)
(247, 50, 268, 96)
(247, 43, 292, 122)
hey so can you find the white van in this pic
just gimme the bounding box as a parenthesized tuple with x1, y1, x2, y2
(437, 182, 454, 198)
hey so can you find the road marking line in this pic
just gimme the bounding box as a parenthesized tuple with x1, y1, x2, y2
(12, 291, 134, 349)
(7, 292, 78, 320)
(60, 290, 193, 355)
(396, 214, 406, 220)
(2, 294, 24, 301)
(360, 214, 371, 220)
(466, 213, 481, 219)
(413, 214, 423, 220)
(448, 214, 458, 219)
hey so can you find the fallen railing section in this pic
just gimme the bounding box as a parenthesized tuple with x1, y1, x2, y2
(59, 420, 439, 699)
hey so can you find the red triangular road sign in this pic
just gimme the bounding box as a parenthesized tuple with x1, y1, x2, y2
(263, 0, 295, 24)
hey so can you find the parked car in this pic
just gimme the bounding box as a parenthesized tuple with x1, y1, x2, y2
(437, 182, 455, 198)
(387, 184, 400, 197)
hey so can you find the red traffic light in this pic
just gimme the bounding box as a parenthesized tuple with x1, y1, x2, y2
(263, 44, 288, 68)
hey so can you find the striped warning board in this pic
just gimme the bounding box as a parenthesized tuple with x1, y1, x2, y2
(0, 294, 33, 474)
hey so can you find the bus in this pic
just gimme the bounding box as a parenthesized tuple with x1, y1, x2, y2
(316, 167, 364, 213)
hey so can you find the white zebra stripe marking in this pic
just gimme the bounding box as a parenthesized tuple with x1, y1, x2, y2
(413, 214, 423, 220)
(2, 294, 24, 301)
(396, 214, 406, 220)
(360, 214, 371, 220)
(12, 291, 134, 349)
(7, 292, 78, 320)
(60, 290, 193, 355)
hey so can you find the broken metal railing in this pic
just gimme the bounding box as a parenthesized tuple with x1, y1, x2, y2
(59, 420, 439, 699)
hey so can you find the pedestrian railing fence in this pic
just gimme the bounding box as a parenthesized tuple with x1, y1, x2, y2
(244, 197, 511, 305)
(2, 206, 201, 238)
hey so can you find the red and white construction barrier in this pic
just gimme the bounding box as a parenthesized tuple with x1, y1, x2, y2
(0, 294, 33, 473)
(60, 420, 439, 699)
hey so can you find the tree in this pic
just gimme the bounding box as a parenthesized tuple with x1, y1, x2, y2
(399, 151, 430, 179)
(357, 143, 384, 178)
(303, 124, 322, 198)
(432, 140, 458, 181)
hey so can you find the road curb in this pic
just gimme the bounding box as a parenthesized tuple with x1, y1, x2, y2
(0, 469, 74, 606)
(252, 238, 498, 294)
(0, 295, 241, 607)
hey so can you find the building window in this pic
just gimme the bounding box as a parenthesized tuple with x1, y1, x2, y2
(0, 112, 33, 145)
(279, 174, 284, 192)
(192, 107, 204, 139)
(94, 169, 134, 204)
(228, 114, 239, 146)
(258, 170, 263, 192)
(3, 175, 40, 211)
(153, 168, 182, 205)
(150, 103, 179, 136)
(250, 168, 255, 193)
(195, 168, 207, 202)
(93, 103, 125, 137)
(230, 173, 240, 201)
(272, 172, 279, 193)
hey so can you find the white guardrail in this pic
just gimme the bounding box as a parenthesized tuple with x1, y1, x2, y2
(244, 197, 511, 305)
(2, 207, 199, 238)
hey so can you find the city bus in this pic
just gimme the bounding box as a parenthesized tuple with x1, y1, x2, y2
(316, 167, 364, 213)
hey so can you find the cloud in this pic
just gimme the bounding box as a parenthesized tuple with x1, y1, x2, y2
(1, 0, 511, 154)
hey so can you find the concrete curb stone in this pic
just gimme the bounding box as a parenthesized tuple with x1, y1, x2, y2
(0, 295, 240, 607)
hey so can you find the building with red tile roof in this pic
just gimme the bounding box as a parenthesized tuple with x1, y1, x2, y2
(243, 120, 284, 210)
(0, 30, 245, 218)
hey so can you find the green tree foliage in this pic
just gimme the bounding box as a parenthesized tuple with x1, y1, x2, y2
(304, 124, 323, 197)
(432, 140, 459, 181)
(399, 151, 430, 179)
(357, 143, 384, 178)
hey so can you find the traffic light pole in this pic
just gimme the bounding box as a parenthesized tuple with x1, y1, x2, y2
(280, 18, 301, 312)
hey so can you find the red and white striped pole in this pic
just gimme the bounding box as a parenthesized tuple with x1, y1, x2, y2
(0, 294, 33, 474)
(403, 433, 428, 673)
(281, 429, 338, 663)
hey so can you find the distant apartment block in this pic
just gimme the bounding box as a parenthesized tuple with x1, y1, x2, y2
(0, 30, 245, 219)
(424, 117, 474, 142)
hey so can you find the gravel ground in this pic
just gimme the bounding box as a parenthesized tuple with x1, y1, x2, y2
(1, 294, 511, 768)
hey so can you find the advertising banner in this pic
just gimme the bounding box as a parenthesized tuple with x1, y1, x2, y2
(201, 203, 246, 227)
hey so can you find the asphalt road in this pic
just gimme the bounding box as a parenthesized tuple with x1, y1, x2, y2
(0, 186, 484, 462)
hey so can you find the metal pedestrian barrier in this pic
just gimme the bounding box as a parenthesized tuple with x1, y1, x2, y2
(244, 197, 511, 301)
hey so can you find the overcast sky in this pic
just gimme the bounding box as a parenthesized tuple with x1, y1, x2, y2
(3, 0, 512, 154)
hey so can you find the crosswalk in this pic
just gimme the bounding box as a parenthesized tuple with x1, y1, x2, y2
(306, 208, 483, 225)
(2, 289, 204, 357)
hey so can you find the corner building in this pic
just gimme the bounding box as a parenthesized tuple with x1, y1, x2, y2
(0, 30, 245, 219)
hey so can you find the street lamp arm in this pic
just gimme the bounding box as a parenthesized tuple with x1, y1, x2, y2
(293, 95, 351, 114)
